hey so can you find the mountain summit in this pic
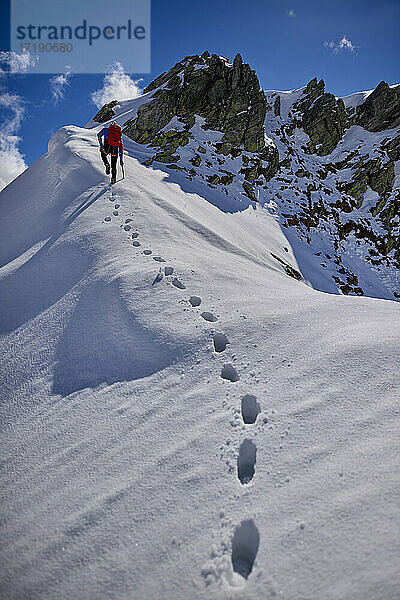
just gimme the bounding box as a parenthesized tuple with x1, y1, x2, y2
(95, 52, 400, 300)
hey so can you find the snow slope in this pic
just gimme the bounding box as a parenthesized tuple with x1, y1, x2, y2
(0, 124, 399, 600)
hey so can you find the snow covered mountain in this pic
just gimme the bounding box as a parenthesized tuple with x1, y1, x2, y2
(0, 53, 399, 600)
(93, 51, 399, 301)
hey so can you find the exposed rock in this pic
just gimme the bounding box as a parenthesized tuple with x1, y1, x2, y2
(148, 128, 190, 164)
(242, 181, 257, 202)
(293, 79, 347, 155)
(295, 78, 325, 113)
(122, 53, 267, 155)
(302, 94, 347, 155)
(295, 168, 310, 178)
(274, 96, 281, 117)
(92, 100, 118, 123)
(354, 81, 400, 132)
(270, 252, 302, 280)
(191, 154, 201, 167)
(369, 160, 395, 215)
(240, 145, 279, 183)
(384, 135, 400, 161)
(207, 174, 220, 185)
(338, 157, 394, 210)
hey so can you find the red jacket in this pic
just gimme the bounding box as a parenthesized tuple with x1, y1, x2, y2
(98, 127, 123, 159)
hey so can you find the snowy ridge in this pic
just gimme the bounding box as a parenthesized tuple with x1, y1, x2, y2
(0, 116, 399, 598)
(97, 70, 399, 302)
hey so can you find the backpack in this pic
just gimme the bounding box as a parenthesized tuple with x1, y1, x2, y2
(108, 123, 122, 146)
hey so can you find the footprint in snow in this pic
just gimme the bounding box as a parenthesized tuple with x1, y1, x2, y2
(125, 218, 133, 223)
(164, 266, 174, 276)
(131, 232, 139, 238)
(113, 211, 119, 216)
(143, 249, 152, 255)
(241, 395, 260, 424)
(124, 225, 131, 231)
(153, 257, 166, 262)
(237, 439, 256, 484)
(115, 204, 120, 209)
(220, 363, 239, 382)
(213, 333, 229, 353)
(189, 296, 201, 307)
(201, 311, 217, 322)
(132, 241, 141, 247)
(172, 278, 186, 289)
(104, 216, 111, 222)
(231, 520, 259, 580)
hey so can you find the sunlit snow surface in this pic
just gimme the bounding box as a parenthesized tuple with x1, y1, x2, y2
(0, 123, 399, 600)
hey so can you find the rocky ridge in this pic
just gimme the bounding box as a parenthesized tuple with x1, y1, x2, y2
(93, 53, 400, 300)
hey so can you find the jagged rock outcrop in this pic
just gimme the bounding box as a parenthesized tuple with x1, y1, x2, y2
(273, 95, 281, 117)
(338, 157, 395, 211)
(295, 78, 325, 113)
(294, 79, 347, 155)
(93, 101, 118, 123)
(123, 52, 267, 155)
(384, 135, 400, 161)
(302, 94, 347, 155)
(354, 81, 400, 132)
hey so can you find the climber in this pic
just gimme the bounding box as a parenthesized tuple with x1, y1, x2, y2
(98, 122, 123, 184)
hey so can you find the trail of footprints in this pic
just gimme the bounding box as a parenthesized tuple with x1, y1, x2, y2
(103, 191, 259, 584)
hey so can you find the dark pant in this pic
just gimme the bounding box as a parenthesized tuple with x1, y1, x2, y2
(100, 141, 118, 178)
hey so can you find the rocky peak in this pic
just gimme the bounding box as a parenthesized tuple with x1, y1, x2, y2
(354, 81, 400, 131)
(233, 53, 243, 69)
(302, 93, 347, 155)
(293, 78, 347, 155)
(92, 100, 118, 123)
(295, 78, 325, 113)
(123, 52, 267, 155)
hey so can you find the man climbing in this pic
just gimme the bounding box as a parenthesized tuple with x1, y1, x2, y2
(98, 121, 124, 184)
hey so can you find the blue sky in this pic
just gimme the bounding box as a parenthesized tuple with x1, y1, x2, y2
(0, 0, 399, 187)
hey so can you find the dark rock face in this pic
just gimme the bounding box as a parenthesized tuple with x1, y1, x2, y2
(273, 95, 281, 117)
(338, 157, 395, 211)
(92, 101, 118, 123)
(355, 81, 400, 132)
(123, 53, 267, 155)
(295, 78, 325, 113)
(302, 94, 347, 155)
(384, 135, 400, 161)
(294, 79, 347, 155)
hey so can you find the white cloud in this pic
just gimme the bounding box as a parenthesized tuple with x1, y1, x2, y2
(0, 93, 27, 191)
(91, 62, 142, 108)
(50, 67, 72, 103)
(324, 36, 358, 56)
(0, 50, 37, 75)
